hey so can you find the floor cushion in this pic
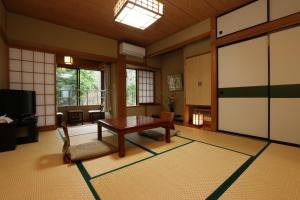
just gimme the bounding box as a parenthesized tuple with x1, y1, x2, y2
(138, 128, 179, 141)
(67, 141, 117, 161)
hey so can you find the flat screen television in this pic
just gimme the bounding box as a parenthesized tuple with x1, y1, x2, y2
(0, 89, 36, 119)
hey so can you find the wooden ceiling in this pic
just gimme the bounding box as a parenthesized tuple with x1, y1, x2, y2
(2, 0, 252, 46)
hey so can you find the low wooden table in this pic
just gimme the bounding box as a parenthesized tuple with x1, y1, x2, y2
(97, 116, 170, 157)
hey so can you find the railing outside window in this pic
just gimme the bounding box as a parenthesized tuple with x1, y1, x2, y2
(57, 89, 106, 107)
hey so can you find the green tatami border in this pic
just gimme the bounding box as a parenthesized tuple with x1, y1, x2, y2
(57, 127, 270, 200)
(57, 129, 101, 200)
(107, 130, 194, 155)
(207, 142, 271, 200)
(176, 135, 254, 157)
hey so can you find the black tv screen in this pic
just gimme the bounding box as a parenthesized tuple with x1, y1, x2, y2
(0, 89, 36, 119)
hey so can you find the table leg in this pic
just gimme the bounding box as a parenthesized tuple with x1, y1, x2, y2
(118, 133, 125, 157)
(165, 126, 170, 143)
(97, 123, 102, 141)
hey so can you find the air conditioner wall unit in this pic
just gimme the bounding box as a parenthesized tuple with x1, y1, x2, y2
(119, 42, 145, 58)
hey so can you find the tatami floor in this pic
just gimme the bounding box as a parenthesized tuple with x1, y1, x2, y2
(0, 124, 300, 200)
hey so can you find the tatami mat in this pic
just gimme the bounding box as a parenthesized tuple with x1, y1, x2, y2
(63, 124, 192, 154)
(68, 131, 112, 146)
(125, 132, 192, 153)
(220, 143, 300, 200)
(176, 125, 267, 156)
(73, 131, 154, 177)
(0, 131, 94, 200)
(58, 124, 106, 137)
(91, 142, 249, 200)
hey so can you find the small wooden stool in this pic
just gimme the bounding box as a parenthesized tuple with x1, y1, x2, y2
(67, 110, 83, 125)
(88, 110, 105, 123)
(56, 112, 63, 127)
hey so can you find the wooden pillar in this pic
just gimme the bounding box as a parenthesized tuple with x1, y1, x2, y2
(116, 45, 126, 118)
(210, 17, 218, 131)
(183, 58, 189, 126)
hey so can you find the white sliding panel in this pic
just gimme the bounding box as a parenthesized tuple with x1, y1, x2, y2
(9, 47, 56, 128)
(9, 48, 21, 59)
(219, 98, 268, 138)
(218, 36, 269, 138)
(218, 36, 269, 88)
(270, 26, 300, 144)
(270, 99, 300, 144)
(270, 0, 300, 21)
(217, 0, 268, 38)
(270, 26, 300, 85)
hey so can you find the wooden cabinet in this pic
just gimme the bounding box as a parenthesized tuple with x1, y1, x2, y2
(217, 0, 268, 38)
(216, 0, 300, 144)
(185, 53, 211, 106)
(270, 0, 300, 21)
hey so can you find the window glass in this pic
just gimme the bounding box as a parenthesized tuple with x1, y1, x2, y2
(56, 67, 77, 106)
(56, 67, 104, 107)
(138, 70, 154, 103)
(126, 69, 137, 106)
(80, 69, 102, 105)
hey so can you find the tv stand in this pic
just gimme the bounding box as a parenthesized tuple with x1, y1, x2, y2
(16, 115, 38, 144)
(0, 122, 17, 152)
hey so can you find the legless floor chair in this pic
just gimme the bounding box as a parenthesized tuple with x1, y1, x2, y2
(61, 122, 117, 163)
(139, 112, 179, 141)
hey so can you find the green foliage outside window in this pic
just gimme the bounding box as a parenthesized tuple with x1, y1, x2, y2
(126, 69, 136, 106)
(56, 67, 102, 106)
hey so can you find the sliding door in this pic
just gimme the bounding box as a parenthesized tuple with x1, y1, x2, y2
(217, 0, 267, 38)
(9, 48, 56, 127)
(218, 36, 269, 138)
(270, 26, 300, 144)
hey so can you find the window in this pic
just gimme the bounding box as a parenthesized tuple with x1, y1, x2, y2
(126, 69, 137, 106)
(56, 68, 78, 106)
(126, 68, 155, 106)
(138, 70, 154, 103)
(80, 69, 104, 106)
(56, 67, 104, 107)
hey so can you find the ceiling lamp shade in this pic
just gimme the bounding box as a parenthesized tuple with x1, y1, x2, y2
(64, 56, 73, 65)
(114, 0, 163, 30)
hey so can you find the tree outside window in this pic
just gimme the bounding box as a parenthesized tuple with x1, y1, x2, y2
(126, 69, 137, 106)
(56, 67, 104, 107)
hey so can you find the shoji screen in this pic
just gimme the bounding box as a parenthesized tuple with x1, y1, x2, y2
(218, 36, 269, 138)
(270, 26, 300, 144)
(9, 48, 56, 128)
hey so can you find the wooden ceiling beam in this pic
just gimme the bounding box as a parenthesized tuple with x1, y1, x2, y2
(147, 31, 210, 57)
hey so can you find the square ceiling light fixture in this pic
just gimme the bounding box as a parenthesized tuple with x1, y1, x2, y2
(114, 0, 164, 30)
